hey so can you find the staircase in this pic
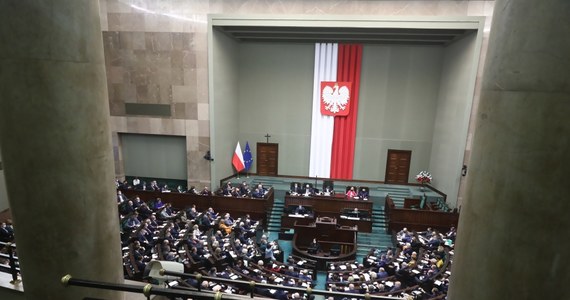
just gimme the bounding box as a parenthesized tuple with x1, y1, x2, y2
(377, 185, 411, 208)
(259, 183, 415, 260)
(356, 205, 393, 258)
(267, 197, 284, 234)
(355, 186, 412, 258)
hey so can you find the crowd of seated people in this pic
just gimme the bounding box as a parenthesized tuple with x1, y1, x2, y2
(324, 227, 455, 299)
(117, 178, 188, 193)
(0, 220, 16, 269)
(288, 182, 336, 197)
(0, 220, 14, 243)
(288, 182, 328, 197)
(117, 185, 318, 299)
(217, 181, 270, 199)
(116, 177, 273, 201)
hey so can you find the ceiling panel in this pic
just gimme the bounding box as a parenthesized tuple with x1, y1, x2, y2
(216, 26, 472, 45)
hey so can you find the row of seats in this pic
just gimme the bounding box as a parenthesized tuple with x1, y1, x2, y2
(324, 227, 455, 300)
(288, 182, 370, 200)
(118, 190, 318, 299)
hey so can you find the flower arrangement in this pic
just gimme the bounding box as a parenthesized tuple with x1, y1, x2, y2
(416, 171, 432, 185)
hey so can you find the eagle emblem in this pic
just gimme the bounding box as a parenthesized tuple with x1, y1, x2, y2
(321, 81, 351, 116)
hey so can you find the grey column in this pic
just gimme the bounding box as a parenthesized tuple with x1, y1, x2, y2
(448, 0, 570, 299)
(0, 1, 123, 299)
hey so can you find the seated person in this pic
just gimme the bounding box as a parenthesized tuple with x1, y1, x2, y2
(149, 180, 160, 191)
(223, 182, 233, 196)
(132, 177, 141, 188)
(322, 185, 334, 196)
(346, 186, 357, 198)
(294, 204, 307, 215)
(200, 186, 212, 196)
(231, 187, 242, 197)
(348, 207, 360, 218)
(186, 186, 198, 194)
(357, 187, 369, 200)
(290, 182, 302, 195)
(240, 181, 250, 196)
(302, 184, 314, 196)
(252, 188, 265, 198)
(256, 184, 267, 195)
(308, 238, 320, 254)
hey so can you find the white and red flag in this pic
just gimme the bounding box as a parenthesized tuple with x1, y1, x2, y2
(232, 142, 245, 172)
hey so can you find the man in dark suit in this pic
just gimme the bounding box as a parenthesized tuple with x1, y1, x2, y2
(117, 190, 128, 203)
(303, 184, 313, 196)
(200, 186, 212, 196)
(357, 188, 369, 200)
(223, 182, 233, 196)
(294, 204, 306, 215)
(252, 188, 265, 198)
(396, 262, 416, 286)
(322, 185, 334, 196)
(240, 181, 250, 196)
(308, 238, 320, 254)
(0, 222, 14, 242)
(290, 182, 302, 195)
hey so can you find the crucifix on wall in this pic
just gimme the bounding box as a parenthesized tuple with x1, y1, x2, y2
(264, 133, 271, 143)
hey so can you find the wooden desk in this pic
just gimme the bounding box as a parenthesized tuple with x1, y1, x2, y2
(385, 196, 459, 233)
(121, 189, 274, 226)
(281, 213, 314, 230)
(292, 219, 357, 270)
(284, 195, 373, 232)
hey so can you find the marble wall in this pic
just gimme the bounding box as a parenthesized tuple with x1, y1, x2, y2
(100, 0, 494, 194)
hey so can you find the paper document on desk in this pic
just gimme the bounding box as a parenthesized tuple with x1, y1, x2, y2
(288, 214, 305, 218)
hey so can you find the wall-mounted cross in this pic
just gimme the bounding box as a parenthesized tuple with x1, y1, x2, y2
(264, 134, 271, 143)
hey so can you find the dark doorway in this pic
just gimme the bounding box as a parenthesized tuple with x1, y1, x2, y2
(384, 149, 412, 184)
(256, 143, 278, 176)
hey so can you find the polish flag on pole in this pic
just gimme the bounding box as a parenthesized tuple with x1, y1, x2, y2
(232, 142, 245, 172)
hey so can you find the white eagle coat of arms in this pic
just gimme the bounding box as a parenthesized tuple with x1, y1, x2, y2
(320, 81, 352, 116)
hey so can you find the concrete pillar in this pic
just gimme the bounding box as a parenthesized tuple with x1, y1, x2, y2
(0, 1, 123, 299)
(448, 0, 570, 299)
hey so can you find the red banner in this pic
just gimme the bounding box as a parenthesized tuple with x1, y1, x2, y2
(320, 81, 352, 116)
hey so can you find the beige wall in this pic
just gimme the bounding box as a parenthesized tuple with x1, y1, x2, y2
(211, 29, 241, 184)
(100, 0, 494, 199)
(355, 44, 444, 182)
(237, 42, 315, 177)
(430, 32, 480, 207)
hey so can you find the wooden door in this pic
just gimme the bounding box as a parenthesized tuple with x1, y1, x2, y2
(256, 143, 278, 176)
(384, 149, 412, 184)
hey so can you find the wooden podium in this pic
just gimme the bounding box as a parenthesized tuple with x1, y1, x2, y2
(292, 217, 357, 270)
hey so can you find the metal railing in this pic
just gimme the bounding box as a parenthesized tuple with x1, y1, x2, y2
(62, 270, 403, 300)
(0, 241, 19, 284)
